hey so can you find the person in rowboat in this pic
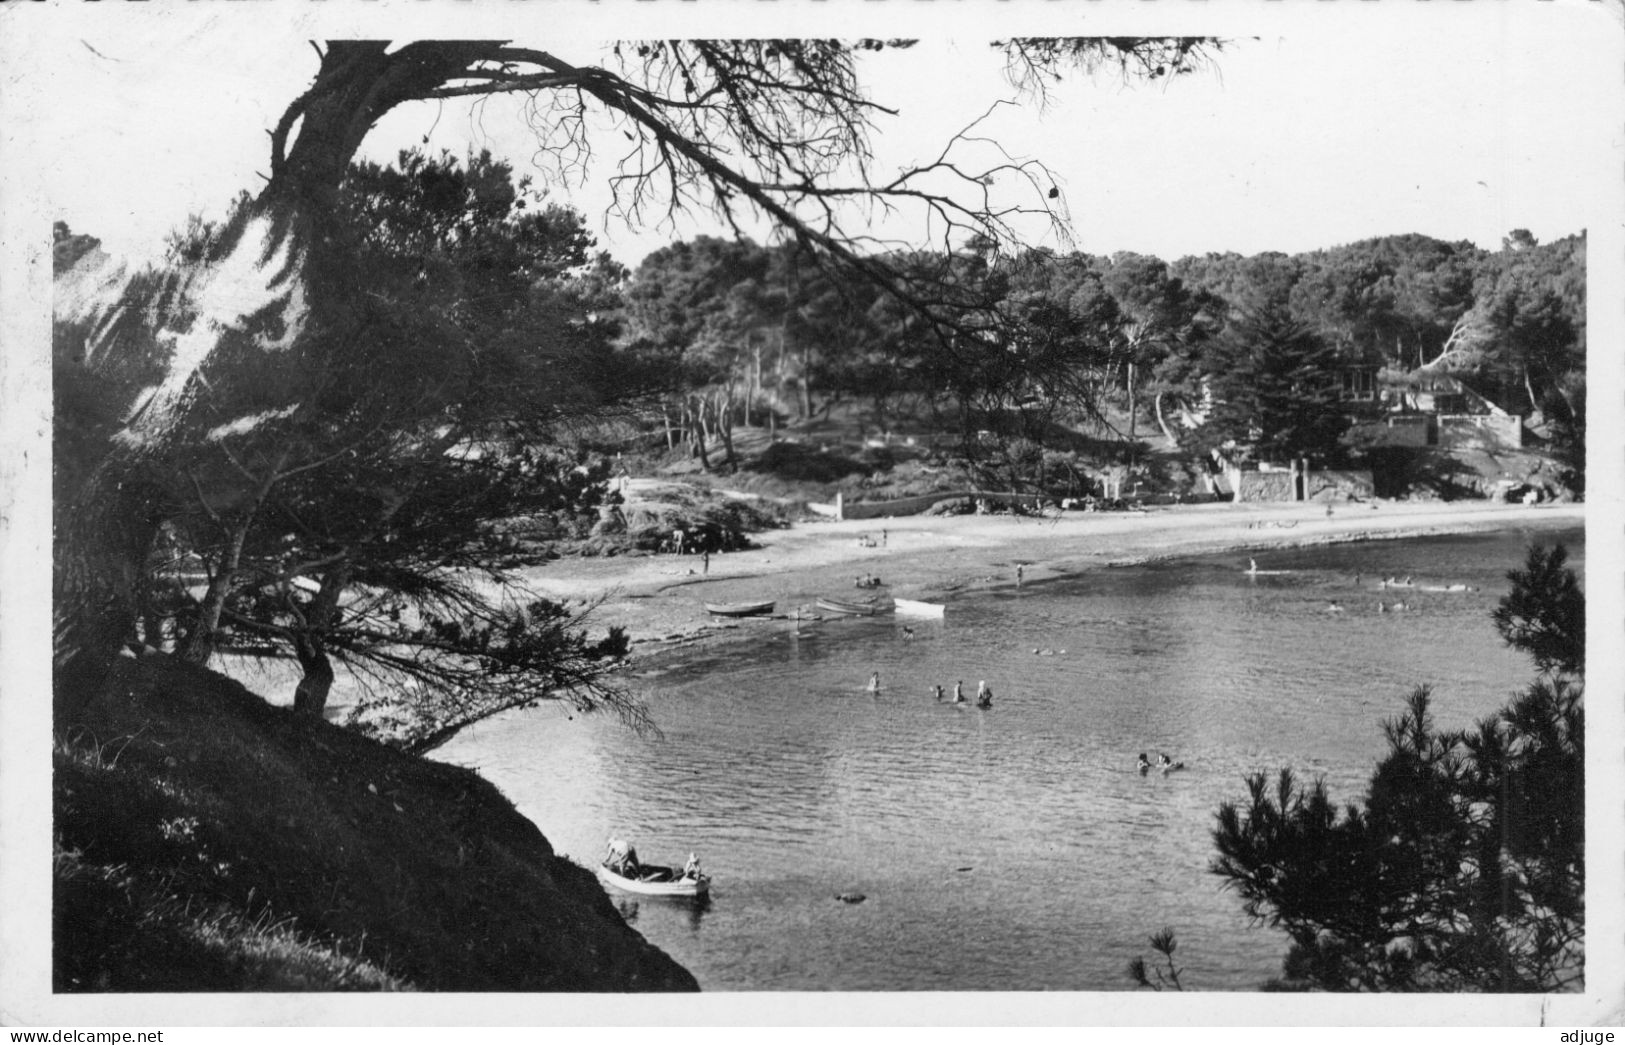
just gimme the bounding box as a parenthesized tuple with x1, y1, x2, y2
(682, 853, 702, 880)
(605, 837, 640, 877)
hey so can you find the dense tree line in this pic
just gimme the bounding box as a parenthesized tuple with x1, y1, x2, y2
(620, 229, 1584, 474)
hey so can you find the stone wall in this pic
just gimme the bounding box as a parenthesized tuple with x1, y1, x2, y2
(1346, 414, 1432, 449)
(1305, 469, 1375, 502)
(1236, 469, 1374, 502)
(837, 490, 1047, 520)
(1235, 470, 1298, 503)
(1438, 413, 1523, 451)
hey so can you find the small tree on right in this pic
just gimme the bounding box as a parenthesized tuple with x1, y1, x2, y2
(1211, 543, 1584, 991)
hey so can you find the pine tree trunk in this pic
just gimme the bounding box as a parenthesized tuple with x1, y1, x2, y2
(291, 564, 349, 717)
(1127, 361, 1138, 448)
(718, 389, 738, 471)
(692, 398, 713, 471)
(292, 637, 336, 717)
(179, 521, 250, 665)
(1154, 391, 1180, 444)
(53, 473, 164, 721)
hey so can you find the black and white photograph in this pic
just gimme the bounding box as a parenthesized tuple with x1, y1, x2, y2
(3, 0, 1620, 1032)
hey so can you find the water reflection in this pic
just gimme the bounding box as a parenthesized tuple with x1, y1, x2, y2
(614, 895, 712, 931)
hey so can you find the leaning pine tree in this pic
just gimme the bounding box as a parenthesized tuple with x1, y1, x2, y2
(54, 37, 1222, 734)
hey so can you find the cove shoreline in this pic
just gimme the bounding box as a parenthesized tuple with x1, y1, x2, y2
(519, 498, 1586, 661)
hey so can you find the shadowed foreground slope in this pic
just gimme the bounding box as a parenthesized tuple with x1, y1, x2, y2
(54, 655, 698, 992)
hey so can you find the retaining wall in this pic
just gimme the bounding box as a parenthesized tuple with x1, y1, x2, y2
(836, 490, 1047, 520)
(1438, 413, 1522, 451)
(1235, 471, 1298, 503)
(1346, 415, 1432, 448)
(1305, 469, 1375, 502)
(1236, 469, 1374, 503)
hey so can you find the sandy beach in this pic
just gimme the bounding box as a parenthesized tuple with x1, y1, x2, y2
(521, 499, 1585, 657)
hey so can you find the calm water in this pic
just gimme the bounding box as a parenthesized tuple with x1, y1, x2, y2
(438, 526, 1583, 991)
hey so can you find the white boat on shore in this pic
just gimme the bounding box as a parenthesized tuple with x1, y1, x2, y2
(893, 598, 946, 617)
(597, 862, 711, 898)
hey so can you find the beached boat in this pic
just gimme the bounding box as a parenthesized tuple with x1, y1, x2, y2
(704, 599, 775, 617)
(816, 596, 882, 616)
(597, 862, 711, 898)
(893, 598, 945, 617)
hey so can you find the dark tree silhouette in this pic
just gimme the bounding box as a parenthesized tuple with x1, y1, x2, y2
(1197, 301, 1348, 466)
(1492, 543, 1584, 678)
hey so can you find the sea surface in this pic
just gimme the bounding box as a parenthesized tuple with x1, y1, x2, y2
(438, 525, 1584, 991)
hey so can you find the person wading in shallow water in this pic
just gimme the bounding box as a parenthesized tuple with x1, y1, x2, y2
(976, 681, 993, 708)
(953, 680, 965, 704)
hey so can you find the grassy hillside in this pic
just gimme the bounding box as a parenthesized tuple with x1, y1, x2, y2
(54, 654, 698, 992)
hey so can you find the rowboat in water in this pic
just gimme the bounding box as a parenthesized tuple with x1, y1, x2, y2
(704, 599, 775, 617)
(893, 598, 945, 617)
(816, 596, 882, 616)
(597, 862, 711, 898)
